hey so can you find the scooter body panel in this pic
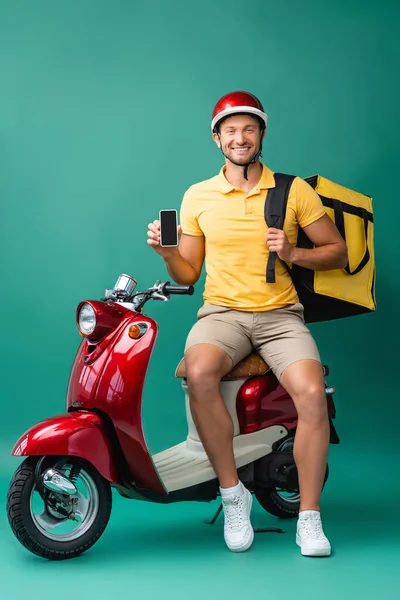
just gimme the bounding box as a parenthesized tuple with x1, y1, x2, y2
(153, 425, 288, 492)
(94, 313, 166, 495)
(237, 373, 298, 434)
(67, 302, 135, 409)
(11, 411, 122, 484)
(237, 372, 338, 435)
(67, 305, 166, 496)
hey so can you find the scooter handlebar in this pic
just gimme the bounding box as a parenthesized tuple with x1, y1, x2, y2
(164, 284, 194, 296)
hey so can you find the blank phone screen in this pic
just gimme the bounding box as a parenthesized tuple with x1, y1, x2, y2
(160, 210, 178, 246)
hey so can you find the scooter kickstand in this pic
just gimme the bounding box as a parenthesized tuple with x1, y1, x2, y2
(204, 502, 285, 533)
(253, 527, 285, 534)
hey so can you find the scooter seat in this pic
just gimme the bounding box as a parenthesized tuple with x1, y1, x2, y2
(175, 352, 270, 380)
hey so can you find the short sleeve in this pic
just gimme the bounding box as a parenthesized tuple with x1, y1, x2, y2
(179, 188, 204, 236)
(295, 177, 326, 229)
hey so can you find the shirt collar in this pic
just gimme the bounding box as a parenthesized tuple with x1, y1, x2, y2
(216, 162, 276, 194)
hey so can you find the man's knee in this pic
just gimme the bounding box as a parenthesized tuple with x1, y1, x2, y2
(295, 383, 328, 423)
(280, 360, 326, 420)
(185, 345, 232, 396)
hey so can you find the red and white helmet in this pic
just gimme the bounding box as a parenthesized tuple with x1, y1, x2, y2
(211, 91, 268, 133)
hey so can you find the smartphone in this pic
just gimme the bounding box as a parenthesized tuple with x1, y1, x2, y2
(159, 209, 178, 247)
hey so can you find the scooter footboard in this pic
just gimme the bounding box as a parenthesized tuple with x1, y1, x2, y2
(11, 411, 121, 484)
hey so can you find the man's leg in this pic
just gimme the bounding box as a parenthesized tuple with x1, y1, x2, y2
(253, 303, 331, 556)
(183, 306, 254, 551)
(185, 343, 254, 552)
(279, 359, 329, 513)
(185, 344, 237, 488)
(279, 359, 331, 556)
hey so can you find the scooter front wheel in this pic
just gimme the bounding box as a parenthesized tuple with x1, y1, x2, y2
(6, 456, 112, 560)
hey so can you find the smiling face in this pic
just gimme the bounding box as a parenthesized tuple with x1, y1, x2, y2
(213, 113, 265, 166)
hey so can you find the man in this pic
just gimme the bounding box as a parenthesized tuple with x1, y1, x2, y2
(147, 91, 347, 556)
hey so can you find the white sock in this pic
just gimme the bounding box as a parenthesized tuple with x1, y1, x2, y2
(299, 510, 320, 518)
(220, 481, 243, 498)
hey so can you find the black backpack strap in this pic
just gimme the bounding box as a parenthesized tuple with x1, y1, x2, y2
(264, 173, 296, 283)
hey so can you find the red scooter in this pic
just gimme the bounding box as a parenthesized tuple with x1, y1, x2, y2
(6, 274, 339, 560)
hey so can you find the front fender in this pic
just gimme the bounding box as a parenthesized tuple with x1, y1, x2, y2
(11, 411, 122, 484)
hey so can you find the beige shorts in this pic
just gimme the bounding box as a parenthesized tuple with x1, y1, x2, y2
(184, 303, 321, 381)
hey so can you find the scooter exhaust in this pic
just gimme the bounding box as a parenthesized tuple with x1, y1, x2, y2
(42, 469, 78, 496)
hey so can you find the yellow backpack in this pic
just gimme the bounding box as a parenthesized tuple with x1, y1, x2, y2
(265, 173, 376, 323)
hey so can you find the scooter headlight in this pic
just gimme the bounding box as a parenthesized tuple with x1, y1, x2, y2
(78, 303, 96, 336)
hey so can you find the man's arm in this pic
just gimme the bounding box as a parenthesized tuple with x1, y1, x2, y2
(158, 187, 205, 285)
(147, 220, 205, 285)
(164, 233, 205, 285)
(290, 213, 348, 270)
(266, 214, 348, 271)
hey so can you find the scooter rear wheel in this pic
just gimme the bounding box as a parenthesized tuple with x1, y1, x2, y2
(254, 434, 329, 519)
(255, 488, 301, 519)
(6, 456, 112, 560)
(255, 463, 330, 519)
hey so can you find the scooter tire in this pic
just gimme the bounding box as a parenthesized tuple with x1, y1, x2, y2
(254, 489, 300, 519)
(6, 456, 112, 560)
(255, 464, 330, 519)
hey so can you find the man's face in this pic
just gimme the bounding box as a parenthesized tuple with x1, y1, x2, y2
(213, 114, 264, 165)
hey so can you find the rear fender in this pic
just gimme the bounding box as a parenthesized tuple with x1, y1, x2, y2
(11, 411, 122, 484)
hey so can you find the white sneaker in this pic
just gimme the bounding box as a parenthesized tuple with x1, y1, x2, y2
(221, 483, 254, 552)
(296, 510, 331, 556)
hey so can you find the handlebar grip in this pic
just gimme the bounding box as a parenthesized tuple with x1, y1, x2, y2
(164, 284, 194, 295)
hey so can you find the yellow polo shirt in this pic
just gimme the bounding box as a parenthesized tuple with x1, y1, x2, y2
(179, 163, 325, 312)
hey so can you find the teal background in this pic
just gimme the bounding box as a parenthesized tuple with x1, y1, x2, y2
(0, 1, 399, 598)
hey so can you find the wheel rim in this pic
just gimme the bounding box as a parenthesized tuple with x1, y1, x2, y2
(275, 490, 300, 504)
(274, 437, 300, 505)
(30, 465, 99, 542)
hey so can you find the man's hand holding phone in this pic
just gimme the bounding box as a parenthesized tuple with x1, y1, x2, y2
(147, 209, 181, 259)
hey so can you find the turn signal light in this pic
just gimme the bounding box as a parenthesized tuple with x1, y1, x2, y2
(128, 325, 141, 339)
